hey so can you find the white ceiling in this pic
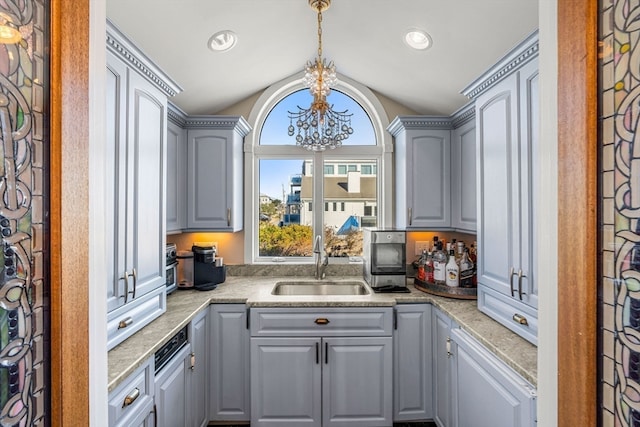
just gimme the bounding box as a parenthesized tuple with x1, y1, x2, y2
(106, 0, 539, 116)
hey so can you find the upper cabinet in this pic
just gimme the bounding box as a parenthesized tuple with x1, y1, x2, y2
(388, 111, 475, 232)
(186, 117, 251, 231)
(388, 117, 451, 230)
(166, 105, 187, 233)
(105, 21, 182, 350)
(462, 31, 539, 344)
(450, 106, 477, 232)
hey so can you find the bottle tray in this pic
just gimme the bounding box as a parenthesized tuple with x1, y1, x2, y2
(413, 277, 477, 300)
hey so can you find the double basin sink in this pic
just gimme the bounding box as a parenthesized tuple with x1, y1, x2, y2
(271, 280, 370, 296)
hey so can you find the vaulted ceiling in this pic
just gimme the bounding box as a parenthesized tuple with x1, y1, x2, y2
(106, 0, 538, 116)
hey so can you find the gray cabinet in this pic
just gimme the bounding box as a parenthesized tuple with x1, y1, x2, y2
(166, 109, 187, 233)
(250, 308, 393, 427)
(450, 328, 536, 427)
(210, 304, 251, 422)
(190, 309, 209, 427)
(388, 117, 451, 229)
(108, 356, 155, 427)
(154, 310, 209, 427)
(154, 343, 191, 427)
(463, 32, 539, 344)
(186, 117, 251, 231)
(432, 308, 536, 427)
(432, 307, 454, 427)
(450, 115, 476, 232)
(393, 304, 433, 422)
(105, 21, 181, 350)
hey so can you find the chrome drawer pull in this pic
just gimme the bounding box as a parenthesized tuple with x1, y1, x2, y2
(118, 317, 133, 329)
(314, 318, 330, 325)
(513, 313, 529, 326)
(122, 387, 140, 408)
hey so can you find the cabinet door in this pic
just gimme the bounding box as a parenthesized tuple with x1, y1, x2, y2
(105, 52, 128, 313)
(210, 304, 250, 422)
(251, 337, 321, 427)
(432, 308, 454, 427)
(393, 304, 433, 421)
(166, 120, 186, 232)
(517, 58, 539, 310)
(190, 309, 209, 427)
(451, 328, 536, 427)
(154, 344, 191, 427)
(407, 130, 451, 229)
(187, 127, 244, 231)
(323, 337, 392, 427)
(126, 70, 167, 300)
(475, 73, 520, 300)
(451, 120, 476, 232)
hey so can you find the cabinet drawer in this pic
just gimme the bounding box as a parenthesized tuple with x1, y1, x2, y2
(250, 307, 393, 337)
(108, 356, 154, 427)
(107, 286, 167, 350)
(477, 285, 537, 345)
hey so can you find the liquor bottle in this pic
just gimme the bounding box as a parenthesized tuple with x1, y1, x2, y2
(425, 250, 434, 283)
(416, 249, 427, 281)
(459, 248, 474, 288)
(445, 249, 460, 287)
(433, 242, 447, 285)
(456, 241, 465, 263)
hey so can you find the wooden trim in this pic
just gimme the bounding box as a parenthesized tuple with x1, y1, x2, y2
(557, 0, 599, 425)
(50, 0, 91, 425)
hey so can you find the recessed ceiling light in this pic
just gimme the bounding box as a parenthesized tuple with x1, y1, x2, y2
(208, 30, 237, 52)
(404, 29, 432, 51)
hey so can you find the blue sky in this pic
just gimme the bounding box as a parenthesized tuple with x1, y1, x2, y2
(259, 89, 375, 200)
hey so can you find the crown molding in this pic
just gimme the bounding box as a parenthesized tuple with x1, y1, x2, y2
(184, 115, 252, 136)
(451, 102, 475, 128)
(106, 20, 183, 98)
(461, 30, 539, 100)
(167, 102, 187, 127)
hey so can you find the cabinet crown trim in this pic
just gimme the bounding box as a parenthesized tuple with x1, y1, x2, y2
(183, 115, 252, 135)
(107, 20, 183, 97)
(461, 30, 538, 100)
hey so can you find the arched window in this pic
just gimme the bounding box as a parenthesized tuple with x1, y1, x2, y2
(245, 73, 391, 263)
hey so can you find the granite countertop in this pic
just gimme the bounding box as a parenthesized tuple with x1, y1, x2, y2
(107, 271, 537, 392)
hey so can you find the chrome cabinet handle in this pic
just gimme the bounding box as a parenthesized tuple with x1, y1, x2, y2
(190, 352, 196, 370)
(315, 342, 319, 364)
(325, 342, 328, 364)
(408, 207, 412, 226)
(118, 316, 133, 329)
(122, 387, 140, 408)
(509, 267, 516, 297)
(227, 208, 231, 227)
(446, 337, 452, 358)
(517, 269, 527, 300)
(120, 272, 130, 303)
(130, 268, 137, 299)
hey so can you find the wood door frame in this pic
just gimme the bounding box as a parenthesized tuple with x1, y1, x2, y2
(50, 0, 90, 425)
(557, 0, 598, 426)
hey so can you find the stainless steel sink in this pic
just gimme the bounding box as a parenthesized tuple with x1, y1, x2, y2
(271, 281, 370, 296)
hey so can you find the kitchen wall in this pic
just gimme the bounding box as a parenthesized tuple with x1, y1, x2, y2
(600, 0, 638, 425)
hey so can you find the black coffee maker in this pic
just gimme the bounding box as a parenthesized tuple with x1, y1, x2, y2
(192, 245, 226, 291)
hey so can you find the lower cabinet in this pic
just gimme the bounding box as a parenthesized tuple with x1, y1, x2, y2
(393, 304, 433, 422)
(432, 307, 536, 427)
(432, 307, 455, 427)
(154, 344, 192, 427)
(451, 328, 536, 427)
(154, 309, 209, 427)
(209, 304, 251, 422)
(250, 307, 393, 427)
(108, 356, 155, 427)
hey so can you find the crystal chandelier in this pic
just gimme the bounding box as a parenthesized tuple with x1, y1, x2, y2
(288, 0, 353, 151)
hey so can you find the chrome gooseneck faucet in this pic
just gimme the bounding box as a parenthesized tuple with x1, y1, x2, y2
(313, 235, 328, 280)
